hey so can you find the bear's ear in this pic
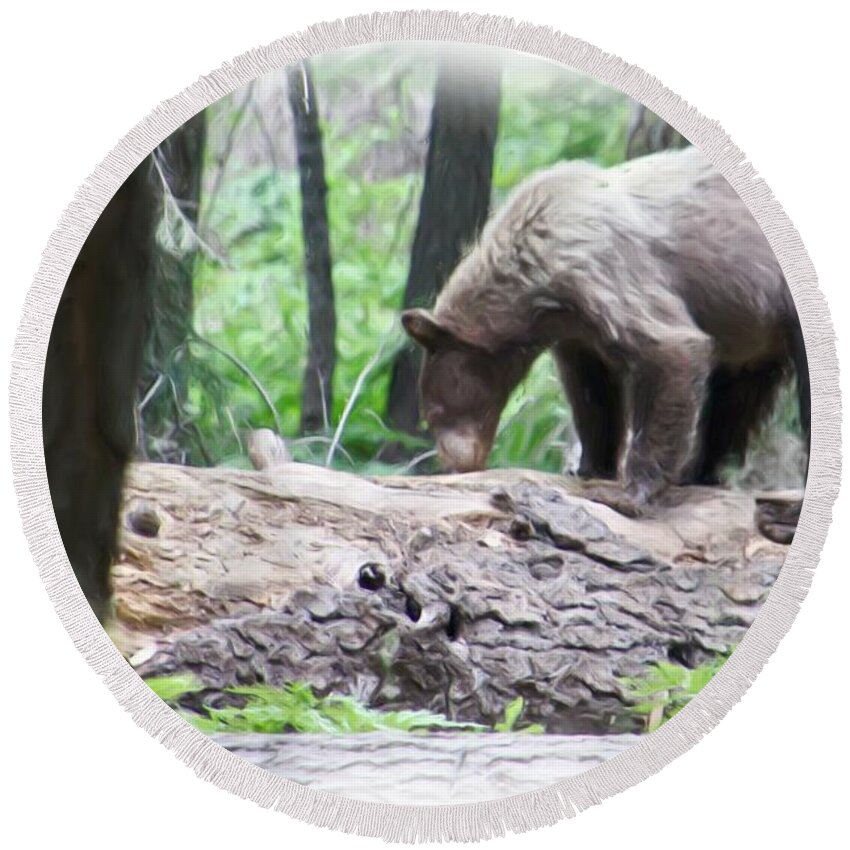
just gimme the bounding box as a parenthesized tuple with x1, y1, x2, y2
(401, 309, 453, 351)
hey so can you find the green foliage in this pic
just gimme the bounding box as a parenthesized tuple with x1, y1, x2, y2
(620, 654, 730, 733)
(173, 52, 632, 474)
(145, 673, 206, 703)
(489, 353, 573, 473)
(493, 697, 545, 734)
(146, 675, 487, 734)
(190, 100, 424, 468)
(493, 64, 629, 197)
(145, 50, 800, 479)
(147, 676, 547, 735)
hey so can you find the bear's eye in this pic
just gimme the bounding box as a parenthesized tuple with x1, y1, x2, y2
(424, 404, 446, 425)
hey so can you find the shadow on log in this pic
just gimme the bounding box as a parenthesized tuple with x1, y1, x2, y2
(117, 462, 794, 734)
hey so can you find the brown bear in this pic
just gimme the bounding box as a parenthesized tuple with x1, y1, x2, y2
(402, 146, 809, 514)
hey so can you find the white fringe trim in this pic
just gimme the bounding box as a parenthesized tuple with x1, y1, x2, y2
(8, 10, 841, 842)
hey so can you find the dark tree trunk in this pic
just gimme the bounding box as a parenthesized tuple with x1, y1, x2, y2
(287, 62, 336, 435)
(386, 56, 501, 437)
(43, 158, 161, 621)
(138, 111, 207, 463)
(625, 104, 689, 160)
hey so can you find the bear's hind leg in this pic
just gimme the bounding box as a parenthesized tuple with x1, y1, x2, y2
(691, 362, 786, 486)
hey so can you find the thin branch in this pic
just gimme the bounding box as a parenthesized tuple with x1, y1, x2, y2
(138, 372, 166, 414)
(363, 408, 393, 433)
(326, 345, 384, 467)
(224, 406, 243, 453)
(318, 369, 330, 433)
(401, 448, 438, 473)
(289, 435, 355, 468)
(165, 373, 213, 466)
(152, 150, 230, 267)
(299, 63, 311, 113)
(189, 332, 283, 437)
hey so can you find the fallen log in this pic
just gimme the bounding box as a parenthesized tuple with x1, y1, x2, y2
(114, 461, 793, 733)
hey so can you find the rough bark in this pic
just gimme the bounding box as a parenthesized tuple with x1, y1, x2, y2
(114, 462, 792, 734)
(625, 104, 689, 160)
(287, 62, 336, 434)
(43, 160, 160, 620)
(386, 56, 501, 437)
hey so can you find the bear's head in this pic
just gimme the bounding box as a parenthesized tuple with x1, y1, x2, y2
(401, 308, 516, 473)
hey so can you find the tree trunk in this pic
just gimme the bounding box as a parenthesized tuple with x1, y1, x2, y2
(43, 159, 161, 620)
(138, 111, 207, 463)
(386, 56, 501, 437)
(625, 104, 689, 160)
(287, 63, 336, 435)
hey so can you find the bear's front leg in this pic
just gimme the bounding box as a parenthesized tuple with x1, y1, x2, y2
(621, 329, 714, 507)
(553, 341, 624, 479)
(576, 479, 646, 518)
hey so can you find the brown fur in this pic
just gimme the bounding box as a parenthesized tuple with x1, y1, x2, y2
(402, 147, 809, 511)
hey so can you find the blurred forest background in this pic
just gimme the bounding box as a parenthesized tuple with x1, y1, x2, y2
(132, 44, 803, 487)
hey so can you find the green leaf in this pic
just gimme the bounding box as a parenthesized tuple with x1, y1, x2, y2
(145, 674, 205, 704)
(619, 651, 733, 732)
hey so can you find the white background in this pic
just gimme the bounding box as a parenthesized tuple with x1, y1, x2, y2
(1, 1, 847, 847)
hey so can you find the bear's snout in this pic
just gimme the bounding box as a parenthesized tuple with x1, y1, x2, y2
(436, 429, 488, 473)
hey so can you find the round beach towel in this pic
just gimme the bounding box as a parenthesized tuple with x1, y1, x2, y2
(9, 11, 840, 841)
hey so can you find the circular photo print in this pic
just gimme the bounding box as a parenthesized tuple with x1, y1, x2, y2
(22, 23, 833, 837)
